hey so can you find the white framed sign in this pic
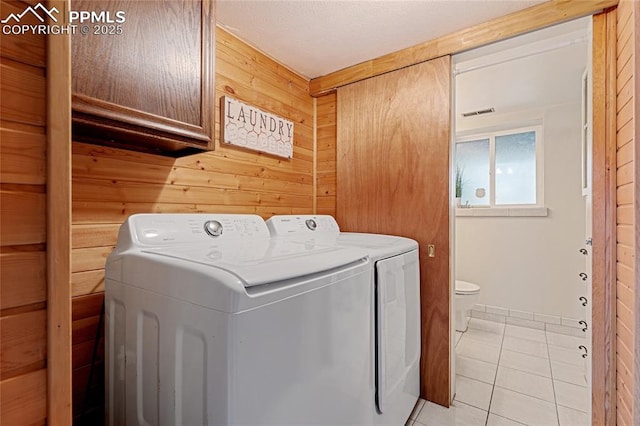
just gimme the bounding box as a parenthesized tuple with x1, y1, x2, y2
(221, 96, 294, 159)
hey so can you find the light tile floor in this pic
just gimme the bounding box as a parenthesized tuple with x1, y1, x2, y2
(406, 318, 589, 426)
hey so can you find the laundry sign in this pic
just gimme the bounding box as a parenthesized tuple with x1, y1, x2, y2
(221, 96, 294, 159)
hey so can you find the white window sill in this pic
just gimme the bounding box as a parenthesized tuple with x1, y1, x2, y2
(455, 207, 548, 217)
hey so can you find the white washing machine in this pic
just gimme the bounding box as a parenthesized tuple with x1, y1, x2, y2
(266, 215, 421, 426)
(105, 213, 378, 425)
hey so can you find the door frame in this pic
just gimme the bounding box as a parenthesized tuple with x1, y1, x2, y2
(448, 10, 616, 424)
(590, 9, 617, 426)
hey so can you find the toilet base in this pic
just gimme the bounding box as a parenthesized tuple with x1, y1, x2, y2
(455, 308, 471, 332)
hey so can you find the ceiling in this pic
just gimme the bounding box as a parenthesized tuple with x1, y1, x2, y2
(455, 17, 590, 129)
(216, 0, 546, 79)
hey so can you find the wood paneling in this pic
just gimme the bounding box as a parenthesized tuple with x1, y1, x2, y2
(0, 0, 46, 67)
(316, 92, 337, 216)
(0, 0, 48, 420)
(0, 58, 45, 126)
(0, 190, 46, 245)
(337, 57, 451, 406)
(310, 0, 619, 96)
(0, 251, 46, 311)
(70, 25, 314, 421)
(614, 1, 638, 424)
(0, 369, 47, 425)
(0, 121, 46, 185)
(0, 310, 47, 379)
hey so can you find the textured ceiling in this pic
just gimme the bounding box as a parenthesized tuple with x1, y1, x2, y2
(216, 0, 547, 79)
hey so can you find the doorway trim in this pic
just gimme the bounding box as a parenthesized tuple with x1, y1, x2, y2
(449, 12, 616, 423)
(591, 9, 617, 426)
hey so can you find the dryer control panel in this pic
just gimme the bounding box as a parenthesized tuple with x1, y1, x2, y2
(267, 215, 340, 237)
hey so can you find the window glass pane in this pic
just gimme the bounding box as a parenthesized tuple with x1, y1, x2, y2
(455, 139, 490, 206)
(495, 131, 536, 205)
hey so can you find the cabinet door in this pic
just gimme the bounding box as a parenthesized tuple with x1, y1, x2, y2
(72, 0, 214, 156)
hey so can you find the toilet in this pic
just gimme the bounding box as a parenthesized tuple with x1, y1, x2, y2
(455, 280, 481, 332)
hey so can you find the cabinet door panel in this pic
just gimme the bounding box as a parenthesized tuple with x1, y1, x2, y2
(72, 0, 214, 155)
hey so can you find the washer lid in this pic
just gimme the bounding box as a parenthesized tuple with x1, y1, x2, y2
(143, 239, 367, 287)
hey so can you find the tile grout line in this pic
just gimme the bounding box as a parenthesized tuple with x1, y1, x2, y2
(478, 322, 557, 425)
(483, 322, 506, 426)
(490, 383, 556, 405)
(470, 324, 587, 404)
(468, 320, 584, 424)
(545, 329, 561, 426)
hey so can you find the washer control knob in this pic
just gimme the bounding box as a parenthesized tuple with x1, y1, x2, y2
(305, 219, 317, 231)
(204, 220, 223, 237)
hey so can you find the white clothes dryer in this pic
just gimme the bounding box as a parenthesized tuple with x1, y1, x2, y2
(267, 215, 421, 426)
(105, 213, 377, 426)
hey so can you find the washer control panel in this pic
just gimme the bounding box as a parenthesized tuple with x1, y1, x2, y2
(266, 215, 340, 237)
(129, 214, 270, 246)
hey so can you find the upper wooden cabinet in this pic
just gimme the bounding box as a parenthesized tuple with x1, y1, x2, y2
(71, 0, 214, 156)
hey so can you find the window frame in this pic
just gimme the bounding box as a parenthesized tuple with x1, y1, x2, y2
(455, 125, 544, 208)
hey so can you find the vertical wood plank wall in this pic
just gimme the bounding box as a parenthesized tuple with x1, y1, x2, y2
(69, 26, 314, 421)
(615, 1, 638, 425)
(0, 0, 48, 424)
(316, 92, 337, 216)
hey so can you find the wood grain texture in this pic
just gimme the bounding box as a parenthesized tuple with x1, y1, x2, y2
(0, 58, 46, 126)
(315, 92, 336, 216)
(0, 122, 46, 185)
(337, 57, 451, 406)
(0, 251, 46, 311)
(70, 26, 314, 420)
(613, 1, 637, 424)
(310, 0, 619, 96)
(0, 0, 46, 67)
(71, 269, 104, 297)
(1, 309, 47, 379)
(0, 0, 49, 419)
(72, 201, 311, 225)
(0, 190, 45, 245)
(591, 11, 618, 426)
(72, 0, 215, 153)
(47, 1, 73, 422)
(631, 2, 640, 423)
(0, 369, 47, 425)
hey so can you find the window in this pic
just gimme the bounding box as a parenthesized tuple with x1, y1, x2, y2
(455, 126, 542, 207)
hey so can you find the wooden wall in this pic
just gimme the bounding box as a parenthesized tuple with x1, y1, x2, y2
(70, 26, 314, 422)
(0, 0, 48, 424)
(316, 92, 337, 216)
(615, 1, 638, 425)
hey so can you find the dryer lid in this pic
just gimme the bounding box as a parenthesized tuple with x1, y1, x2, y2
(143, 239, 367, 287)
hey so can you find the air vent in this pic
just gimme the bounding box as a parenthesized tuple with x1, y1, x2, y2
(461, 107, 495, 118)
